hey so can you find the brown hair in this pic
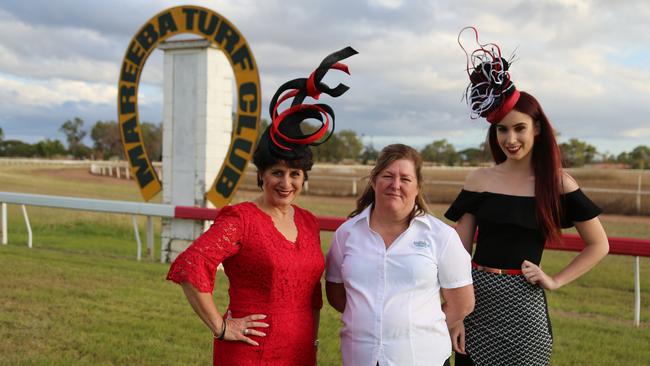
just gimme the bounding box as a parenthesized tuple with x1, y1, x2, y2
(349, 144, 429, 222)
(487, 91, 563, 243)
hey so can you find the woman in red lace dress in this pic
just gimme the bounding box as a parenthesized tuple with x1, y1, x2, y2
(166, 47, 357, 365)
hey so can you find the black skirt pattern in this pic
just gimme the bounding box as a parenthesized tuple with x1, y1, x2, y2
(464, 269, 553, 366)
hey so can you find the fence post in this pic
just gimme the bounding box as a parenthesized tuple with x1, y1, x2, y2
(116, 165, 121, 179)
(304, 180, 309, 194)
(146, 216, 154, 260)
(637, 173, 643, 215)
(1, 202, 7, 244)
(352, 179, 357, 196)
(21, 204, 32, 248)
(132, 215, 142, 261)
(635, 256, 641, 327)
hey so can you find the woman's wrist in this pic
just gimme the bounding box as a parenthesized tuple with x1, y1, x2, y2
(213, 320, 227, 340)
(549, 275, 563, 290)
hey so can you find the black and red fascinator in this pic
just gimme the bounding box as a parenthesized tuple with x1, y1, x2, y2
(256, 46, 358, 161)
(458, 26, 519, 124)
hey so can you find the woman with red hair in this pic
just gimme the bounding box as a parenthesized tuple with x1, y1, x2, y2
(445, 28, 609, 366)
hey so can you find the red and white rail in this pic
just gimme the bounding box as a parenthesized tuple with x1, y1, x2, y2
(0, 191, 648, 326)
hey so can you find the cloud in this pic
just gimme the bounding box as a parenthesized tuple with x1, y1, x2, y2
(622, 128, 650, 139)
(0, 74, 114, 108)
(368, 0, 404, 10)
(0, 0, 648, 155)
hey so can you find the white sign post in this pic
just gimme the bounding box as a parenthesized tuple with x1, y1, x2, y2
(159, 39, 234, 262)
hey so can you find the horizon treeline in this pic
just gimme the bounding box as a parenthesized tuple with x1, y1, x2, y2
(0, 118, 648, 169)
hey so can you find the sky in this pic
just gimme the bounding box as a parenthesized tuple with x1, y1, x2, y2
(0, 0, 649, 155)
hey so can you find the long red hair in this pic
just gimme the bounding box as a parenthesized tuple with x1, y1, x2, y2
(487, 91, 563, 243)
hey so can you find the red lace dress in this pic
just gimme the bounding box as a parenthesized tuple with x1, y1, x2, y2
(166, 202, 324, 366)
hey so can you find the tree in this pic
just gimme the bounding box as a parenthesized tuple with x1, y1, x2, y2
(560, 138, 597, 167)
(0, 126, 4, 142)
(90, 120, 123, 160)
(141, 122, 163, 162)
(629, 145, 650, 169)
(459, 146, 490, 166)
(359, 143, 379, 165)
(596, 151, 617, 164)
(337, 129, 363, 161)
(617, 151, 631, 166)
(59, 117, 89, 159)
(312, 133, 344, 163)
(0, 140, 37, 157)
(34, 139, 66, 158)
(420, 139, 460, 166)
(311, 129, 363, 163)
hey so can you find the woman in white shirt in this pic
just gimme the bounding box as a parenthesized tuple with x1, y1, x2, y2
(326, 144, 475, 366)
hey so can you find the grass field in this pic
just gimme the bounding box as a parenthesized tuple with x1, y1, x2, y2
(0, 164, 649, 365)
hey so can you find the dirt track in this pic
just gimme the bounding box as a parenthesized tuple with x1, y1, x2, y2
(33, 167, 135, 186)
(42, 167, 650, 225)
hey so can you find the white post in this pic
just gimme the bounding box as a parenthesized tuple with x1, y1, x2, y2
(637, 174, 643, 215)
(132, 215, 142, 261)
(634, 256, 641, 327)
(116, 165, 121, 179)
(146, 216, 154, 260)
(160, 236, 166, 264)
(126, 166, 131, 180)
(304, 180, 309, 194)
(1, 202, 7, 244)
(159, 39, 234, 263)
(352, 179, 357, 196)
(21, 204, 32, 248)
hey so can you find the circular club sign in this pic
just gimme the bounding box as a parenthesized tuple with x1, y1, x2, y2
(118, 5, 261, 207)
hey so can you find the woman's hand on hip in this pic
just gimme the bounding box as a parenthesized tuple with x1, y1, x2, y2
(222, 311, 269, 346)
(521, 260, 559, 290)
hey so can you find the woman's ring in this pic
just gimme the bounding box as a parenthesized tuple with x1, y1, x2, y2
(243, 328, 249, 335)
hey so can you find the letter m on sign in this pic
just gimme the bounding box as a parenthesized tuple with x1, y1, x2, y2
(128, 145, 157, 194)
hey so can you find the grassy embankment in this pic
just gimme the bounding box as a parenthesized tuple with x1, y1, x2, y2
(0, 165, 649, 365)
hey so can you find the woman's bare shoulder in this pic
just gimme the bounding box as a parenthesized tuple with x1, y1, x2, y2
(560, 170, 580, 193)
(463, 167, 494, 191)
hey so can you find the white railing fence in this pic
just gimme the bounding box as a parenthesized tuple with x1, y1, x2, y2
(0, 192, 173, 261)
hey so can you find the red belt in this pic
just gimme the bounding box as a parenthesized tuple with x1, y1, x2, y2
(472, 261, 523, 275)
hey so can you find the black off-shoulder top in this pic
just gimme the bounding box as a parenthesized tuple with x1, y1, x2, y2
(444, 189, 601, 269)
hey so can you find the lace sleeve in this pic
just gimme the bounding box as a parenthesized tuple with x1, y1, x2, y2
(166, 205, 243, 293)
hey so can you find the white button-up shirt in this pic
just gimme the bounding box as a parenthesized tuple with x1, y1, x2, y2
(326, 205, 472, 366)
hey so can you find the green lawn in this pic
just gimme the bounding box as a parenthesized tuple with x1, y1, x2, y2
(1, 165, 649, 365)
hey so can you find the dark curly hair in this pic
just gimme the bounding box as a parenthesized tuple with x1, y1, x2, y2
(252, 145, 313, 188)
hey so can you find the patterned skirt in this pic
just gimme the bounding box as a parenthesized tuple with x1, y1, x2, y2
(463, 268, 553, 366)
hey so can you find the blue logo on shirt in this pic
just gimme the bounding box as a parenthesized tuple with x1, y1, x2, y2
(412, 240, 431, 249)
